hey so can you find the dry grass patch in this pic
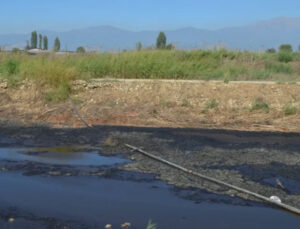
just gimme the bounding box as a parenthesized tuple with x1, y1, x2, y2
(102, 137, 118, 147)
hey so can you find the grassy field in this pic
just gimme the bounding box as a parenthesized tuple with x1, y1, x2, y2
(0, 49, 300, 100)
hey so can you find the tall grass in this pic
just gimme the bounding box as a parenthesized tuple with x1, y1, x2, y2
(0, 49, 300, 100)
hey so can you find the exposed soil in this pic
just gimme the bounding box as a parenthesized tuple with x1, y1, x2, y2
(1, 79, 300, 132)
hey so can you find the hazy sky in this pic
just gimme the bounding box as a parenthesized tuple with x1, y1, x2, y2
(1, 0, 300, 34)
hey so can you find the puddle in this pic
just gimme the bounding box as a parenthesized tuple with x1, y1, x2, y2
(0, 146, 299, 228)
(206, 164, 300, 195)
(0, 172, 299, 229)
(263, 177, 300, 195)
(0, 147, 128, 166)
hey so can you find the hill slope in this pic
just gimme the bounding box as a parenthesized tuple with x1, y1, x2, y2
(1, 17, 300, 51)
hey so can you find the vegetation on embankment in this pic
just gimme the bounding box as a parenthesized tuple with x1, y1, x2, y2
(1, 79, 300, 132)
(0, 49, 300, 100)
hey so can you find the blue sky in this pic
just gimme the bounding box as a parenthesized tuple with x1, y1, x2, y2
(1, 0, 300, 34)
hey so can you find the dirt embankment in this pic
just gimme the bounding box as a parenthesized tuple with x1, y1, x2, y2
(1, 79, 300, 132)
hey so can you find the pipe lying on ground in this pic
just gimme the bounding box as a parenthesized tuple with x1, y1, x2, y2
(69, 97, 92, 128)
(124, 143, 300, 216)
(69, 96, 300, 215)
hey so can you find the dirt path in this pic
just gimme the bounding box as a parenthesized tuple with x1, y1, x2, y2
(1, 79, 300, 132)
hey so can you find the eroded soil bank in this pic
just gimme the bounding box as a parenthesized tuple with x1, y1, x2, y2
(1, 79, 300, 132)
(0, 121, 300, 228)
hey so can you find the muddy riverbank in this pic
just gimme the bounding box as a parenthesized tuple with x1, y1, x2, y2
(0, 121, 300, 228)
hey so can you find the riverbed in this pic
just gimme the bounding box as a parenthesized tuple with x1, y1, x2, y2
(0, 123, 300, 228)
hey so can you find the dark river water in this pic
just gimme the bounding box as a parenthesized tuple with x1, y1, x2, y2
(0, 146, 299, 229)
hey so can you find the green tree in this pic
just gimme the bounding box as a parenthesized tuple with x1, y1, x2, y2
(76, 46, 86, 53)
(279, 44, 293, 53)
(31, 31, 37, 49)
(156, 32, 167, 49)
(53, 37, 61, 52)
(136, 42, 142, 51)
(266, 48, 276, 53)
(38, 34, 42, 49)
(43, 36, 48, 50)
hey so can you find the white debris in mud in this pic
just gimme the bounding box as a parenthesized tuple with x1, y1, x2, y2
(270, 195, 282, 203)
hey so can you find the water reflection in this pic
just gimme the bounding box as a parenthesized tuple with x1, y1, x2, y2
(0, 147, 128, 166)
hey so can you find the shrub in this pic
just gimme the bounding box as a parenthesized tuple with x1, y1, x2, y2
(251, 98, 269, 112)
(45, 81, 71, 102)
(205, 99, 219, 110)
(0, 59, 20, 76)
(76, 46, 86, 53)
(278, 51, 293, 63)
(284, 102, 298, 115)
(252, 70, 270, 80)
(279, 44, 293, 53)
(265, 62, 291, 74)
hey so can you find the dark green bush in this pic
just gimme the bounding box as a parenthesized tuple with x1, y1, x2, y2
(0, 59, 20, 76)
(278, 52, 293, 63)
(279, 44, 293, 53)
(266, 48, 276, 53)
(76, 46, 86, 53)
(265, 62, 291, 73)
(45, 82, 71, 102)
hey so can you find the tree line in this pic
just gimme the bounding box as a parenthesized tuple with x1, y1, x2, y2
(26, 31, 60, 52)
(136, 32, 174, 51)
(266, 44, 299, 63)
(22, 30, 300, 54)
(27, 31, 173, 53)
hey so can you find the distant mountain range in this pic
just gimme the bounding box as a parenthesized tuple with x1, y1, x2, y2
(1, 17, 300, 51)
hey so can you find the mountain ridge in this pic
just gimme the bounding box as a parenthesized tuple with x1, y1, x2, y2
(1, 17, 300, 51)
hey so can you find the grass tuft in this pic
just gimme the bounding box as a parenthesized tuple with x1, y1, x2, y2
(146, 220, 156, 229)
(102, 137, 117, 147)
(251, 98, 269, 113)
(284, 102, 298, 115)
(205, 99, 219, 110)
(45, 81, 71, 102)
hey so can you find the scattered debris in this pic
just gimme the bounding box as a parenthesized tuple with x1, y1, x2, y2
(121, 222, 131, 228)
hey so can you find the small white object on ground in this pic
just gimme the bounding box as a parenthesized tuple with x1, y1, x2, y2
(105, 224, 112, 229)
(270, 195, 282, 203)
(8, 218, 14, 223)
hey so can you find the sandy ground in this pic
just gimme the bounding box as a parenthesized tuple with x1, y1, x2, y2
(1, 79, 300, 132)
